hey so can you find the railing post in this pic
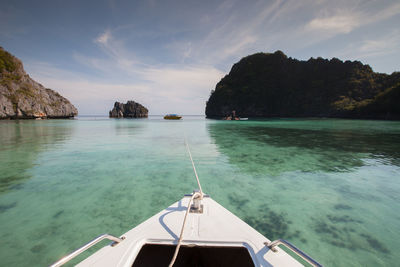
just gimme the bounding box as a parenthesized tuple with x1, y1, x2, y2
(49, 234, 124, 267)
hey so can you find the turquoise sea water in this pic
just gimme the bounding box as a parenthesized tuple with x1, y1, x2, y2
(0, 116, 399, 266)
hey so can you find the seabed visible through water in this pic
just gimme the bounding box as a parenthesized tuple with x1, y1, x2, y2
(0, 116, 399, 266)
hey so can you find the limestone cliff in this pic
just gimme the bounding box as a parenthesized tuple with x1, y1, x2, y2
(206, 51, 400, 119)
(0, 47, 78, 119)
(109, 101, 148, 118)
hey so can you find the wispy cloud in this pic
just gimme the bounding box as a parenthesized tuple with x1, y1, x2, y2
(93, 29, 138, 70)
(192, 0, 289, 63)
(29, 64, 223, 115)
(307, 14, 360, 34)
(305, 1, 400, 37)
(16, 0, 400, 115)
(76, 0, 400, 76)
(334, 29, 400, 61)
(27, 30, 224, 115)
(221, 35, 257, 58)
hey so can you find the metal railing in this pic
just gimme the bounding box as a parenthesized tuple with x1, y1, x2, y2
(265, 239, 322, 267)
(50, 234, 124, 267)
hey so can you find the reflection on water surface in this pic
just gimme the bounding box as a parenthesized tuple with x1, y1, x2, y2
(207, 119, 400, 175)
(0, 120, 74, 194)
(0, 117, 399, 267)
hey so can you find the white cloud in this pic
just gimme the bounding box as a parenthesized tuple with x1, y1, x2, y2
(188, 2, 266, 63)
(221, 35, 257, 58)
(307, 14, 360, 34)
(360, 40, 390, 54)
(334, 30, 400, 60)
(87, 29, 224, 113)
(93, 29, 137, 70)
(21, 0, 400, 115)
(167, 0, 306, 64)
(305, 2, 400, 37)
(370, 2, 400, 23)
(26, 55, 224, 115)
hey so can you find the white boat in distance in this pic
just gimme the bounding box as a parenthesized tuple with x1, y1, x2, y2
(50, 142, 322, 267)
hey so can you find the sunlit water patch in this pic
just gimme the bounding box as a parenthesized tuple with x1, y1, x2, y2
(0, 117, 399, 266)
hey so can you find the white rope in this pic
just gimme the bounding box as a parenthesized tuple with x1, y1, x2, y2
(168, 138, 204, 266)
(168, 192, 200, 267)
(184, 137, 204, 198)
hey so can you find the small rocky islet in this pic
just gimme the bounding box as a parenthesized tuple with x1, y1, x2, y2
(109, 101, 148, 118)
(0, 47, 77, 119)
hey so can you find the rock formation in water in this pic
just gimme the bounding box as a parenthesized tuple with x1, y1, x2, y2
(109, 101, 148, 118)
(0, 47, 78, 119)
(205, 50, 400, 119)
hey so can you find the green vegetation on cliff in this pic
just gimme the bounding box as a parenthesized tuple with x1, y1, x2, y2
(206, 51, 400, 119)
(0, 46, 78, 119)
(0, 49, 18, 73)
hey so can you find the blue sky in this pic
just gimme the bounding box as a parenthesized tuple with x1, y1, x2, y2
(1, 0, 400, 115)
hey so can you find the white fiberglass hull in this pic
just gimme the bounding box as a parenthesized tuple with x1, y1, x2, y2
(76, 195, 303, 267)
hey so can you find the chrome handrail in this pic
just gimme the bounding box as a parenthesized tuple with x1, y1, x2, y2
(50, 234, 124, 267)
(265, 239, 322, 267)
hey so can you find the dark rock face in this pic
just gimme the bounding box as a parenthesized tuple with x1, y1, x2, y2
(0, 47, 78, 119)
(205, 50, 400, 119)
(109, 101, 148, 118)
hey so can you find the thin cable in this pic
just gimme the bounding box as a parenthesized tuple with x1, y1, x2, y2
(184, 137, 204, 197)
(168, 192, 200, 267)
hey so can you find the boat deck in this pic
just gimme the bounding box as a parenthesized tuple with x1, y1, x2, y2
(77, 196, 303, 266)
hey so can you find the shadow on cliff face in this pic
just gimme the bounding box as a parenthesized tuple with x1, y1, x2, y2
(0, 120, 73, 195)
(207, 119, 400, 175)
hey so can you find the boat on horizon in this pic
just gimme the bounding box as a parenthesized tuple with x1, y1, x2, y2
(164, 114, 182, 120)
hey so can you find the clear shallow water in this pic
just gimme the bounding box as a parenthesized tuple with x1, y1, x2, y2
(0, 116, 399, 266)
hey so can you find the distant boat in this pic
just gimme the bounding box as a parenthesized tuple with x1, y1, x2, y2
(223, 117, 248, 120)
(164, 114, 182, 120)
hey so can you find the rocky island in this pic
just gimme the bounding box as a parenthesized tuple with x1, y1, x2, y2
(0, 47, 78, 119)
(206, 51, 400, 120)
(109, 101, 148, 118)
